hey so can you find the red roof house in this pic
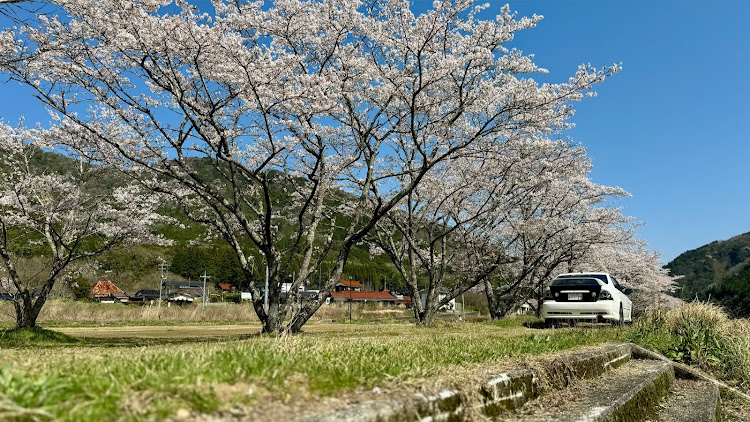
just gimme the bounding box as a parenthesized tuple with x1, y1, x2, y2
(90, 280, 129, 302)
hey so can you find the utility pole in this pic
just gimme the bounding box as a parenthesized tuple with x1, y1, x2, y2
(201, 271, 210, 310)
(158, 259, 168, 308)
(461, 292, 465, 322)
(294, 272, 301, 311)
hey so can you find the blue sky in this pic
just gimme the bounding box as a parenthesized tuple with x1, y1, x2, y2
(1, 1, 748, 262)
(495, 1, 750, 262)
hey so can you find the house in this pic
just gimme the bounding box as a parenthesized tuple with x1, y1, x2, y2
(166, 280, 204, 297)
(280, 290, 320, 302)
(167, 292, 195, 306)
(129, 289, 160, 303)
(281, 281, 307, 293)
(90, 280, 129, 303)
(334, 280, 363, 292)
(218, 283, 233, 292)
(419, 289, 456, 311)
(390, 292, 413, 308)
(514, 299, 538, 316)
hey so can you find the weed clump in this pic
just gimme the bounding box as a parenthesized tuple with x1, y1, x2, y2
(629, 302, 750, 391)
(0, 327, 78, 348)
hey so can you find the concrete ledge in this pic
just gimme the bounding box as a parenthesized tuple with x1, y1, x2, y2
(296, 343, 632, 422)
(516, 360, 675, 422)
(481, 343, 631, 416)
(539, 342, 632, 390)
(606, 361, 674, 422)
(480, 368, 536, 416)
(652, 379, 720, 422)
(295, 388, 464, 422)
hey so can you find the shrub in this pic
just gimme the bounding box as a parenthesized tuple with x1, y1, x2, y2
(629, 302, 750, 391)
(69, 276, 91, 301)
(224, 293, 241, 303)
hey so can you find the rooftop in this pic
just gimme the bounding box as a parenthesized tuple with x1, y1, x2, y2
(338, 280, 364, 288)
(90, 280, 126, 297)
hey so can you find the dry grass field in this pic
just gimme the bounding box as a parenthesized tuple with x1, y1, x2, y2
(0, 299, 415, 328)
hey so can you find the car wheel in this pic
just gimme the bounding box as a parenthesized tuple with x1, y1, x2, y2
(616, 304, 624, 326)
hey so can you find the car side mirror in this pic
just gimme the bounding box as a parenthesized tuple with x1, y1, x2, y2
(623, 288, 633, 296)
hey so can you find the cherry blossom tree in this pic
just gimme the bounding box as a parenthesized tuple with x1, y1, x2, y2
(0, 0, 617, 333)
(369, 154, 503, 326)
(474, 139, 678, 318)
(0, 122, 168, 329)
(572, 241, 682, 314)
(479, 139, 633, 318)
(370, 137, 552, 325)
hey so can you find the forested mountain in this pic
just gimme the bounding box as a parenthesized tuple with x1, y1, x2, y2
(666, 232, 750, 317)
(28, 150, 399, 295)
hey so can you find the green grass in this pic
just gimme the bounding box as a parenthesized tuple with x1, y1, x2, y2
(0, 321, 627, 421)
(3, 304, 747, 421)
(487, 314, 544, 329)
(628, 302, 750, 391)
(0, 327, 79, 347)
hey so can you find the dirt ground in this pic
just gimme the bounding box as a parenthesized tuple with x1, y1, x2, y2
(55, 324, 262, 339)
(54, 321, 536, 341)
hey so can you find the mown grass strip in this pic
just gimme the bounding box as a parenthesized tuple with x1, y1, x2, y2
(0, 321, 626, 421)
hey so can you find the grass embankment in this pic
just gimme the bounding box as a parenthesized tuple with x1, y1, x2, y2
(0, 320, 625, 421)
(629, 302, 750, 391)
(627, 302, 750, 420)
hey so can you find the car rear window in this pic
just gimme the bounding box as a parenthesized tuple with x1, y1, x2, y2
(555, 274, 608, 284)
(551, 278, 600, 286)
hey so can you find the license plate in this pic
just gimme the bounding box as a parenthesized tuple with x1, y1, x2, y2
(568, 293, 582, 301)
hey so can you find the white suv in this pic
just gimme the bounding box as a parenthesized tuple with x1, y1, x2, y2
(541, 272, 633, 327)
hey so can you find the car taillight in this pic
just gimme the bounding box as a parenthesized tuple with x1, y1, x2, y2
(599, 290, 613, 300)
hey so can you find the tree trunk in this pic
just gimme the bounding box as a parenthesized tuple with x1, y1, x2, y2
(484, 279, 503, 320)
(416, 306, 437, 326)
(285, 250, 351, 334)
(14, 291, 45, 329)
(286, 300, 320, 334)
(414, 281, 441, 326)
(244, 248, 289, 335)
(253, 284, 285, 334)
(535, 285, 543, 318)
(260, 303, 283, 334)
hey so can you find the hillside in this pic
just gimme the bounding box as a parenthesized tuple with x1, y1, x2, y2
(20, 149, 401, 296)
(666, 231, 750, 317)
